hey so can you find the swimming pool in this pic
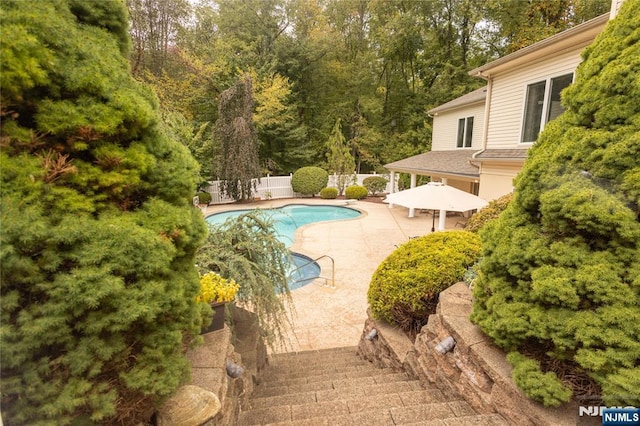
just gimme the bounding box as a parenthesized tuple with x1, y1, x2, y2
(206, 204, 361, 247)
(206, 204, 361, 288)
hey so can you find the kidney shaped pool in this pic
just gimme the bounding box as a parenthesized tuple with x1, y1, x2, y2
(205, 204, 362, 289)
(205, 204, 361, 247)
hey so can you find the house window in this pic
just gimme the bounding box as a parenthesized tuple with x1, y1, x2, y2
(521, 73, 573, 143)
(457, 117, 474, 148)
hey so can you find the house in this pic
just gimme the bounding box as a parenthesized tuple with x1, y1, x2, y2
(385, 8, 615, 205)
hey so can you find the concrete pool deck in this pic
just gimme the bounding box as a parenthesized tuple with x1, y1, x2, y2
(202, 198, 465, 353)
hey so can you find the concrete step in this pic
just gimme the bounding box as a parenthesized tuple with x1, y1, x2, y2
(402, 413, 509, 425)
(262, 366, 407, 388)
(248, 387, 446, 411)
(239, 401, 467, 425)
(252, 372, 413, 398)
(239, 346, 508, 425)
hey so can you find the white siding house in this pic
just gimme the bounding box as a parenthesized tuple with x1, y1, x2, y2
(470, 14, 608, 200)
(384, 87, 486, 197)
(385, 11, 612, 204)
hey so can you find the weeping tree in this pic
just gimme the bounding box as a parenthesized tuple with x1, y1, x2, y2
(215, 75, 261, 201)
(471, 0, 640, 408)
(196, 211, 293, 349)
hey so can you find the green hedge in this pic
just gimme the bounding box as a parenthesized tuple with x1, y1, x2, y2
(195, 191, 212, 205)
(319, 187, 338, 199)
(362, 176, 387, 196)
(345, 185, 368, 199)
(291, 166, 328, 196)
(465, 192, 512, 233)
(368, 231, 482, 329)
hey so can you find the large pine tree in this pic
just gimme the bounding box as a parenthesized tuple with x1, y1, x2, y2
(471, 0, 639, 407)
(0, 0, 207, 423)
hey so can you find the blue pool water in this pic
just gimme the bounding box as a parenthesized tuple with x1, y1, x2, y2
(206, 204, 361, 288)
(206, 204, 361, 247)
(289, 252, 321, 290)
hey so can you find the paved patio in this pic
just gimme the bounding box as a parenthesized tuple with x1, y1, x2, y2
(202, 198, 465, 353)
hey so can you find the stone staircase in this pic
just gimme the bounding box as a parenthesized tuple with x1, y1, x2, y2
(238, 346, 508, 425)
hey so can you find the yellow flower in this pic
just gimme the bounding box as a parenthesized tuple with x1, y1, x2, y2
(197, 272, 239, 304)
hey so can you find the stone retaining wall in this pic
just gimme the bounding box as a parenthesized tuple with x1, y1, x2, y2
(358, 283, 587, 426)
(157, 306, 268, 426)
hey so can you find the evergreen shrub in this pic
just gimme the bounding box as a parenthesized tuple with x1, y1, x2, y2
(362, 176, 388, 196)
(345, 185, 368, 199)
(195, 191, 212, 205)
(291, 166, 328, 196)
(471, 0, 640, 407)
(465, 192, 513, 233)
(0, 2, 207, 424)
(368, 231, 482, 331)
(320, 187, 338, 199)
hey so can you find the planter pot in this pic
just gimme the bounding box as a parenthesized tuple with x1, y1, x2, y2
(202, 302, 226, 334)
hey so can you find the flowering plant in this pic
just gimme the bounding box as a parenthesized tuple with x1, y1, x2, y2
(197, 272, 239, 304)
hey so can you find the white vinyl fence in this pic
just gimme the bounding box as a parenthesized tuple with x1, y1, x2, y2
(201, 173, 396, 205)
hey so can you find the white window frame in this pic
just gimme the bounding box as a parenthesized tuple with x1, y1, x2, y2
(456, 116, 474, 148)
(519, 72, 574, 144)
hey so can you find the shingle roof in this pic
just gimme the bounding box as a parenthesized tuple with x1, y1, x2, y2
(384, 150, 481, 178)
(473, 149, 529, 160)
(428, 87, 487, 115)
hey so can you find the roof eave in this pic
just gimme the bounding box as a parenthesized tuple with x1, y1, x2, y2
(469, 13, 608, 78)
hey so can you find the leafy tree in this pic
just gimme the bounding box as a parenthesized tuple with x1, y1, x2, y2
(250, 69, 309, 174)
(471, 0, 640, 407)
(214, 75, 261, 201)
(127, 0, 192, 76)
(325, 118, 355, 195)
(482, 0, 610, 54)
(0, 0, 207, 424)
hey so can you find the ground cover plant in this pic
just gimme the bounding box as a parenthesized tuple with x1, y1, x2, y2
(0, 1, 207, 423)
(368, 231, 482, 334)
(471, 0, 640, 407)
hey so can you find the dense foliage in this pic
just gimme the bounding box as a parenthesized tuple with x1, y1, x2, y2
(196, 212, 293, 349)
(291, 166, 329, 196)
(465, 192, 513, 233)
(471, 0, 640, 407)
(345, 185, 369, 200)
(127, 0, 608, 179)
(0, 1, 207, 423)
(320, 187, 339, 199)
(195, 191, 212, 205)
(368, 231, 482, 332)
(363, 176, 388, 196)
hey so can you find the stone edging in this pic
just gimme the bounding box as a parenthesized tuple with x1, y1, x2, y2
(358, 282, 584, 426)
